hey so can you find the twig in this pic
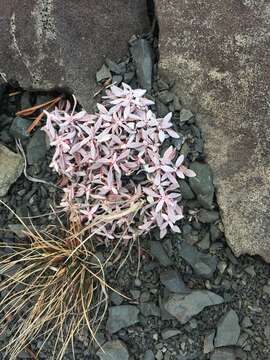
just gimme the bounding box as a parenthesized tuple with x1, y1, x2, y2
(16, 96, 62, 117)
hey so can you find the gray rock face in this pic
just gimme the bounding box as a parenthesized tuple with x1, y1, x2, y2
(106, 305, 139, 334)
(156, 0, 270, 262)
(0, 1, 149, 112)
(180, 242, 217, 279)
(163, 290, 223, 324)
(0, 144, 23, 197)
(96, 340, 129, 360)
(215, 310, 240, 347)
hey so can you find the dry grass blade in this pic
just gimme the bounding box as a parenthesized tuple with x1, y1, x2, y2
(0, 204, 124, 360)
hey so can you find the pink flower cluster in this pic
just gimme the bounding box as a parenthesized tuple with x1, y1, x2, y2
(43, 83, 195, 242)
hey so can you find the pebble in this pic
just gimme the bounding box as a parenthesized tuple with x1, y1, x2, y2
(130, 38, 152, 91)
(155, 350, 163, 360)
(106, 305, 139, 334)
(241, 316, 252, 328)
(111, 291, 124, 306)
(144, 350, 155, 360)
(9, 117, 32, 139)
(197, 233, 210, 250)
(264, 325, 270, 341)
(96, 340, 129, 360)
(149, 241, 172, 267)
(26, 130, 47, 164)
(180, 109, 193, 122)
(189, 162, 214, 210)
(163, 290, 223, 324)
(0, 144, 24, 197)
(158, 90, 174, 104)
(160, 269, 189, 294)
(96, 64, 111, 83)
(198, 209, 219, 223)
(161, 329, 181, 340)
(139, 302, 161, 317)
(180, 242, 217, 279)
(105, 58, 126, 75)
(203, 331, 215, 354)
(263, 285, 270, 295)
(210, 347, 236, 360)
(214, 310, 240, 347)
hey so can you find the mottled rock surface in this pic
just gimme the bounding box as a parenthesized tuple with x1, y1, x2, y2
(156, 0, 270, 262)
(0, 0, 149, 111)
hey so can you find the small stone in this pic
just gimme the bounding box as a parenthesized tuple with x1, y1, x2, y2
(20, 92, 32, 109)
(112, 75, 123, 85)
(96, 64, 111, 83)
(189, 162, 215, 210)
(263, 285, 270, 295)
(0, 144, 24, 197)
(197, 233, 210, 250)
(105, 58, 126, 75)
(134, 278, 142, 287)
(210, 224, 222, 241)
(139, 302, 160, 317)
(264, 325, 270, 340)
(144, 350, 155, 360)
(173, 96, 181, 111)
(140, 291, 151, 303)
(180, 109, 193, 122)
(156, 100, 169, 117)
(163, 290, 223, 324)
(189, 319, 198, 328)
(241, 316, 252, 328)
(217, 261, 227, 274)
(96, 340, 129, 360)
(106, 305, 139, 334)
(244, 265, 256, 277)
(215, 310, 240, 347)
(178, 180, 195, 200)
(26, 130, 47, 164)
(161, 329, 181, 340)
(155, 350, 163, 360)
(130, 38, 152, 91)
(124, 71, 135, 83)
(130, 289, 140, 300)
(160, 269, 189, 294)
(237, 332, 249, 347)
(158, 90, 174, 104)
(111, 292, 124, 306)
(204, 331, 215, 354)
(180, 242, 217, 279)
(9, 117, 32, 139)
(210, 348, 236, 360)
(149, 241, 172, 267)
(8, 224, 27, 239)
(198, 209, 219, 223)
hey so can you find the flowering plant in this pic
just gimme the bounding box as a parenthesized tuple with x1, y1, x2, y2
(43, 83, 195, 243)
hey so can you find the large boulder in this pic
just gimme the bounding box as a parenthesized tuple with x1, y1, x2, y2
(156, 0, 270, 262)
(0, 0, 149, 111)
